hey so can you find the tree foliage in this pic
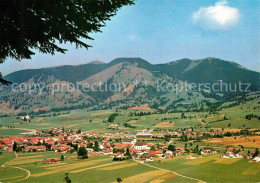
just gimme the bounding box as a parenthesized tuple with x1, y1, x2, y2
(0, 0, 134, 84)
(77, 147, 88, 159)
(108, 113, 119, 122)
(12, 142, 17, 151)
(117, 178, 122, 183)
(168, 144, 176, 151)
(253, 148, 259, 158)
(93, 141, 100, 151)
(64, 173, 72, 183)
(125, 147, 132, 159)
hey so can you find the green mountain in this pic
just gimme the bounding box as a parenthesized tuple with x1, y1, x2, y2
(3, 62, 110, 84)
(4, 57, 260, 88)
(1, 57, 259, 113)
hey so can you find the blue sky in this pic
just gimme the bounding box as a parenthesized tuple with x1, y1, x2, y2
(1, 0, 260, 76)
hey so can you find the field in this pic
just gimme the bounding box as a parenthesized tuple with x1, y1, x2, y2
(0, 128, 28, 136)
(0, 152, 196, 183)
(0, 110, 115, 135)
(0, 97, 259, 136)
(207, 136, 260, 148)
(149, 155, 260, 183)
(1, 151, 259, 183)
(155, 122, 175, 127)
(0, 97, 259, 182)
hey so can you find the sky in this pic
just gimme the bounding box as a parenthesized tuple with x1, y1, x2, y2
(1, 0, 260, 76)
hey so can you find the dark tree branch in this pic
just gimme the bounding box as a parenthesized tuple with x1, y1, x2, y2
(0, 77, 12, 85)
(0, 0, 135, 84)
(0, 0, 135, 63)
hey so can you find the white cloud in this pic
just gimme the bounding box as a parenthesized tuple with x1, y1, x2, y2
(127, 34, 138, 41)
(193, 0, 240, 30)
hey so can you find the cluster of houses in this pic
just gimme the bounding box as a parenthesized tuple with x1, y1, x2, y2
(0, 136, 72, 152)
(245, 152, 260, 162)
(221, 148, 243, 158)
(110, 140, 186, 162)
(104, 126, 227, 140)
(19, 114, 30, 120)
(220, 148, 260, 162)
(158, 128, 226, 137)
(200, 147, 219, 155)
(1, 127, 259, 163)
(251, 156, 260, 162)
(0, 128, 187, 163)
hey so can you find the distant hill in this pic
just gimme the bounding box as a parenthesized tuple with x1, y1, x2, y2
(155, 57, 260, 90)
(3, 62, 110, 84)
(4, 57, 260, 88)
(1, 57, 259, 113)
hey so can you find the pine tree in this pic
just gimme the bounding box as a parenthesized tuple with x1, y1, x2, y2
(13, 142, 17, 151)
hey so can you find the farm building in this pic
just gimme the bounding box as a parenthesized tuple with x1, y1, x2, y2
(141, 154, 153, 163)
(26, 145, 46, 152)
(133, 142, 150, 150)
(251, 156, 260, 162)
(108, 124, 118, 129)
(20, 114, 30, 120)
(114, 152, 124, 158)
(44, 158, 60, 163)
(221, 151, 243, 158)
(136, 130, 153, 139)
(200, 147, 218, 155)
(102, 150, 113, 155)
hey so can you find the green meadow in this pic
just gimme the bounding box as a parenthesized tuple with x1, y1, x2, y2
(0, 152, 192, 183)
(0, 151, 259, 183)
(150, 155, 260, 183)
(0, 97, 259, 182)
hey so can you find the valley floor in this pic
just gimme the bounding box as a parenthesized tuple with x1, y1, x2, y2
(0, 97, 259, 182)
(1, 151, 259, 183)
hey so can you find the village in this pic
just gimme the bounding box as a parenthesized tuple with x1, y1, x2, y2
(1, 126, 259, 164)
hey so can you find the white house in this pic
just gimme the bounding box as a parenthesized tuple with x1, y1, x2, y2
(221, 153, 231, 159)
(165, 150, 173, 155)
(252, 156, 260, 162)
(86, 148, 94, 154)
(221, 152, 243, 159)
(133, 142, 150, 150)
(108, 123, 118, 129)
(20, 114, 30, 120)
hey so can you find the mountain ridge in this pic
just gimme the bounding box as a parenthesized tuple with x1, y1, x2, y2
(1, 57, 259, 113)
(4, 57, 259, 84)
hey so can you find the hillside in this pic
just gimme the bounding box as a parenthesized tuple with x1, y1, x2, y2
(0, 57, 259, 114)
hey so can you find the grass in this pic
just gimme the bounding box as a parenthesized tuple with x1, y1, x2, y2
(0, 151, 15, 166)
(0, 167, 28, 182)
(0, 151, 195, 183)
(0, 99, 259, 182)
(0, 152, 29, 182)
(2, 150, 259, 183)
(0, 128, 28, 136)
(1, 97, 259, 136)
(150, 155, 260, 183)
(118, 169, 177, 183)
